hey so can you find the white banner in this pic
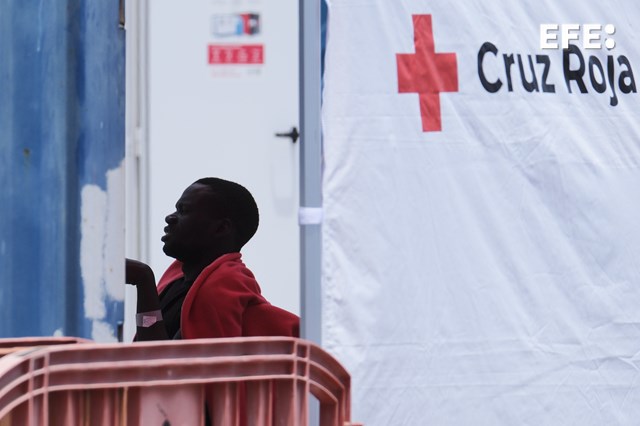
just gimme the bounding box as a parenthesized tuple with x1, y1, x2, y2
(322, 1, 640, 424)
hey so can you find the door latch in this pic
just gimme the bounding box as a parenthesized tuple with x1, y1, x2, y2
(275, 127, 299, 144)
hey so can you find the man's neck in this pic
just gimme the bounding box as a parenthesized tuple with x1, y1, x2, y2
(181, 251, 233, 282)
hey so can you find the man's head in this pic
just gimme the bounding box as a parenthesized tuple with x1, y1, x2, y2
(161, 177, 259, 262)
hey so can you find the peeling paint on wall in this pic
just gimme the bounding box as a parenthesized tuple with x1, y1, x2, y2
(0, 0, 125, 338)
(104, 162, 126, 301)
(80, 161, 125, 342)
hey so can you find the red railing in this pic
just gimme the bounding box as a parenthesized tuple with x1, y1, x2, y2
(0, 337, 358, 426)
(0, 337, 91, 360)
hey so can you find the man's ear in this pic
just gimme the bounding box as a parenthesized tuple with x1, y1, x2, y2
(212, 218, 233, 237)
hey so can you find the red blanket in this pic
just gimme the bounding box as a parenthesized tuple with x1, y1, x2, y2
(157, 253, 299, 338)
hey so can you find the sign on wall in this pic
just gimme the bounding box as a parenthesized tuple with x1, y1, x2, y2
(207, 0, 266, 77)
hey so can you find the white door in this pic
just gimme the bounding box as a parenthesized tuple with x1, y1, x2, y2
(147, 0, 300, 314)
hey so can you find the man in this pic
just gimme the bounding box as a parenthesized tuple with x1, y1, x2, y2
(126, 177, 299, 341)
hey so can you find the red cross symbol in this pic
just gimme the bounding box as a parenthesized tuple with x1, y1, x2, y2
(396, 15, 458, 132)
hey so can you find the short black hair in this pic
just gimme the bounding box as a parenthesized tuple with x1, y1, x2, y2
(194, 177, 259, 250)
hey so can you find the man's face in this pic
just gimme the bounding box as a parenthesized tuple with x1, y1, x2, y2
(161, 183, 221, 261)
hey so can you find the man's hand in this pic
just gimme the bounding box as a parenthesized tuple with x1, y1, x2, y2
(125, 258, 155, 287)
(125, 258, 168, 341)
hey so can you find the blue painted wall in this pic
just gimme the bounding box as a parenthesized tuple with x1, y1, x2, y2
(0, 0, 124, 338)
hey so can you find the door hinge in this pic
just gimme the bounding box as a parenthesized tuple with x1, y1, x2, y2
(119, 0, 125, 29)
